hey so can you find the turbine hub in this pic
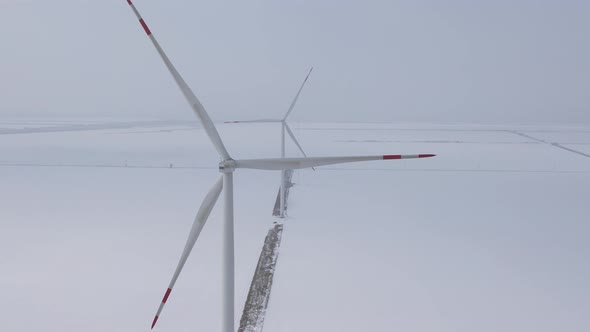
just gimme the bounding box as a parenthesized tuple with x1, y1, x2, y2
(219, 159, 236, 173)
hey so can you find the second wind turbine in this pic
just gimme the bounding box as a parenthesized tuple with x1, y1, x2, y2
(226, 68, 314, 218)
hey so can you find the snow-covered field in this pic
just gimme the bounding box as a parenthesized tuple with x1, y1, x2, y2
(1, 120, 589, 331)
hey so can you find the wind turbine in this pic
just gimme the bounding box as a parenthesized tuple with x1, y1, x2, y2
(226, 68, 313, 218)
(124, 1, 435, 331)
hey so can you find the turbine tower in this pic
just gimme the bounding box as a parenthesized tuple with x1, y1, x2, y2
(226, 68, 313, 218)
(124, 1, 435, 331)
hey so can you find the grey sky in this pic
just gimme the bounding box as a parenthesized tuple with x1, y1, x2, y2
(1, 0, 589, 123)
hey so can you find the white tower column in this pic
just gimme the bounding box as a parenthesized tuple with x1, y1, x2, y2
(222, 171, 235, 332)
(279, 122, 286, 218)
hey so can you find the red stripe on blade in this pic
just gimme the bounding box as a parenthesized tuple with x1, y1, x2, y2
(151, 315, 159, 329)
(419, 154, 436, 158)
(383, 155, 402, 160)
(127, 0, 132, 5)
(139, 19, 152, 35)
(162, 288, 172, 303)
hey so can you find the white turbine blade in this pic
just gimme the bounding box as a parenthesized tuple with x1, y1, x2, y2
(283, 67, 313, 120)
(151, 176, 223, 329)
(224, 119, 281, 124)
(126, 0, 231, 160)
(284, 123, 309, 158)
(235, 154, 436, 170)
(284, 123, 315, 171)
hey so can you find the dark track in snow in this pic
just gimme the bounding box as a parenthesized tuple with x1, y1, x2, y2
(238, 223, 284, 332)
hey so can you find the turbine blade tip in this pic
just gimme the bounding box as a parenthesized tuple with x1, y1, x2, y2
(162, 288, 172, 303)
(151, 315, 159, 329)
(383, 154, 436, 160)
(139, 18, 152, 35)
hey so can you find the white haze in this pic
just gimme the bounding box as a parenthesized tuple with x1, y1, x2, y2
(1, 1, 589, 331)
(1, 0, 589, 123)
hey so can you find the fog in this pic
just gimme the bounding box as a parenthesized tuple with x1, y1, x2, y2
(1, 0, 589, 123)
(2, 2, 590, 331)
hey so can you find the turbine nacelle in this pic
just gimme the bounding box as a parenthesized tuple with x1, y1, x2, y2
(219, 159, 236, 173)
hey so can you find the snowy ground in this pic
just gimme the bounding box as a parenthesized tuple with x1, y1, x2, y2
(1, 120, 589, 331)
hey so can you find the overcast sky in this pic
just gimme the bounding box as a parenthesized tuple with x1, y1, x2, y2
(1, 0, 589, 123)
